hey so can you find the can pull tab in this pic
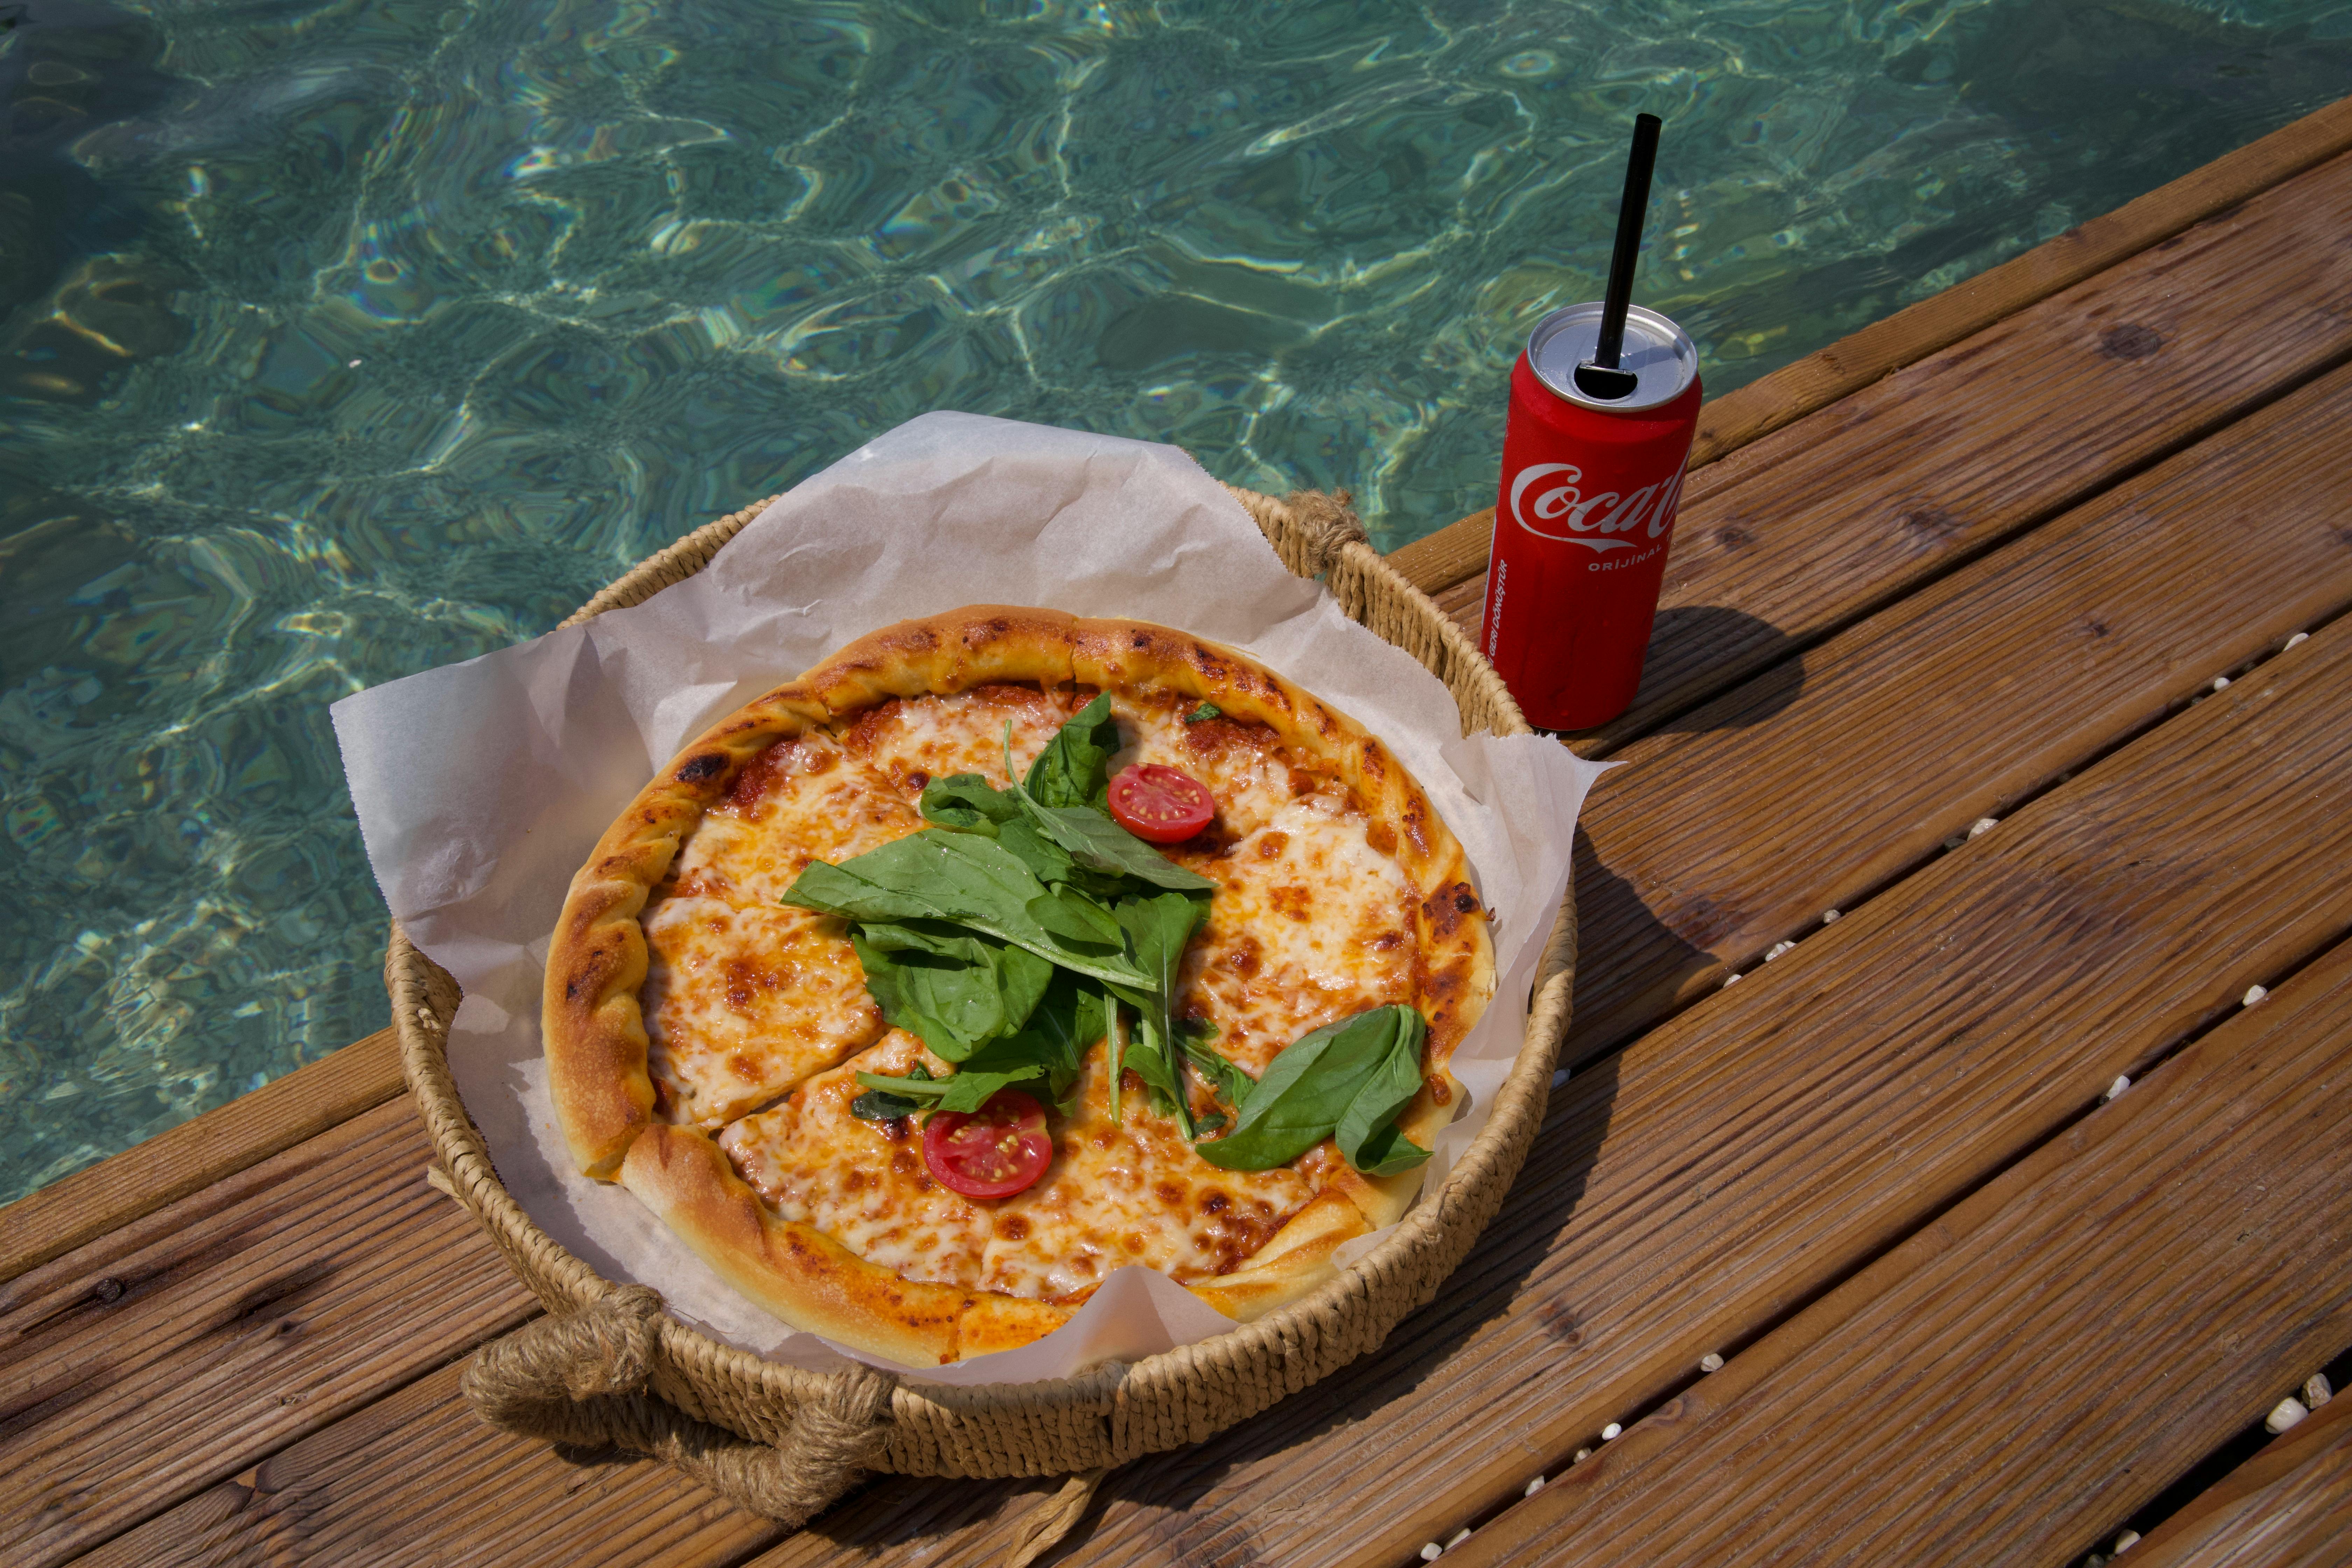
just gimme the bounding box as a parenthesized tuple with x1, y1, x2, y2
(1574, 113, 1662, 404)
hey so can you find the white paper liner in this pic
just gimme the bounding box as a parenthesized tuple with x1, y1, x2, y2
(334, 412, 1605, 1385)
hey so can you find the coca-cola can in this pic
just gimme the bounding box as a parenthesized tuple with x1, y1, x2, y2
(1480, 301, 1702, 730)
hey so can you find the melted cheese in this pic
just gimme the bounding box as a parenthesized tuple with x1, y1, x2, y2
(976, 1043, 1314, 1299)
(720, 1031, 1318, 1301)
(842, 684, 1082, 800)
(670, 732, 920, 906)
(722, 1031, 994, 1290)
(640, 897, 885, 1127)
(1175, 796, 1418, 1077)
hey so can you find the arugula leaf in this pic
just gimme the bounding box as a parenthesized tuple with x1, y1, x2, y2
(1193, 1006, 1431, 1173)
(920, 773, 1022, 835)
(1184, 702, 1222, 723)
(1024, 693, 1120, 808)
(784, 831, 1150, 991)
(850, 923, 1051, 1061)
(851, 1063, 933, 1120)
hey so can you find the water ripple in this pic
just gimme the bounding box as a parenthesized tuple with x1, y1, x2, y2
(3, 0, 2350, 1200)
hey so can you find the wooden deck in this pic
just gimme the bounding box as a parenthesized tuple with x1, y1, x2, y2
(9, 96, 2352, 1568)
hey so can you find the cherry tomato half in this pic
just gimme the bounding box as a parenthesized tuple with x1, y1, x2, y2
(922, 1089, 1053, 1199)
(1107, 763, 1216, 844)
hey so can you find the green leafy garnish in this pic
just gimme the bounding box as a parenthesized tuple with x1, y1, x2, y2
(1194, 1006, 1432, 1175)
(849, 922, 1052, 1061)
(1183, 702, 1222, 723)
(1181, 1022, 1256, 1109)
(1105, 889, 1212, 1132)
(784, 832, 1148, 991)
(794, 695, 1407, 1170)
(850, 1063, 933, 1121)
(1024, 693, 1121, 808)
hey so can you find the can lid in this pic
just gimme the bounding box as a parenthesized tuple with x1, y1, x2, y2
(1527, 302, 1698, 413)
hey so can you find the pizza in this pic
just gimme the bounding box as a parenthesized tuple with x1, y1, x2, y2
(544, 606, 1494, 1366)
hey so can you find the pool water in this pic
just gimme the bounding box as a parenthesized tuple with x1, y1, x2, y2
(4, 0, 2350, 1204)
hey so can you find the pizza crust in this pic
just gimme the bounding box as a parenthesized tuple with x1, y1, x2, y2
(544, 607, 1495, 1362)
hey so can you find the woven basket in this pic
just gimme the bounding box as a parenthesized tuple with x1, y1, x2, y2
(389, 483, 1577, 1545)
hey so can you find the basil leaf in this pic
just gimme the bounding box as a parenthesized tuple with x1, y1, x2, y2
(1193, 1006, 1425, 1172)
(1184, 702, 1221, 723)
(995, 813, 1079, 884)
(784, 830, 1150, 991)
(1025, 884, 1126, 951)
(1333, 1006, 1430, 1174)
(920, 773, 1021, 835)
(1025, 693, 1119, 809)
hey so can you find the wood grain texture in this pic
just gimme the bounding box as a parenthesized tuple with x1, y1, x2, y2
(70, 1359, 785, 1568)
(1385, 91, 2352, 598)
(1684, 90, 2352, 468)
(1439, 146, 2352, 752)
(0, 1029, 405, 1287)
(1563, 352, 2352, 1062)
(2132, 1391, 2352, 1568)
(0, 1097, 534, 1568)
(1446, 932, 2352, 1568)
(738, 591, 2352, 1568)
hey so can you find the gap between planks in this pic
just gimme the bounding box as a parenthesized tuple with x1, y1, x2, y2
(1443, 922, 2352, 1568)
(2126, 1375, 2352, 1567)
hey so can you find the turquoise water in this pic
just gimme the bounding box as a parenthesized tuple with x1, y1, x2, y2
(4, 0, 2350, 1204)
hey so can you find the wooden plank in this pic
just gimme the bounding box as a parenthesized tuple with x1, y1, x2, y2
(1444, 937, 2352, 1568)
(1385, 91, 2352, 597)
(1430, 145, 2352, 752)
(0, 1096, 534, 1568)
(734, 582, 2352, 1568)
(68, 1359, 785, 1568)
(2132, 1391, 2352, 1568)
(0, 1028, 406, 1287)
(1563, 351, 2352, 1060)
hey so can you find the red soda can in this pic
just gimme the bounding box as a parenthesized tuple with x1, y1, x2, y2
(1480, 300, 1701, 730)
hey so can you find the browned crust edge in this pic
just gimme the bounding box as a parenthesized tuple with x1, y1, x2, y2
(621, 1122, 974, 1366)
(554, 606, 1497, 1359)
(540, 684, 830, 1178)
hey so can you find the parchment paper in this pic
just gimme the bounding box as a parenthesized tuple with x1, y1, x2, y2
(334, 412, 1605, 1384)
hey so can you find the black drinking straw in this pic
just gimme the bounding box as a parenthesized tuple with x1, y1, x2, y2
(1576, 112, 1662, 400)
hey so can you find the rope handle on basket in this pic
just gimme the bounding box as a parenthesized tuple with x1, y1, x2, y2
(459, 1284, 896, 1528)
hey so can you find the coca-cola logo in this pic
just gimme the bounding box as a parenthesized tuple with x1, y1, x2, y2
(1508, 461, 1687, 552)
